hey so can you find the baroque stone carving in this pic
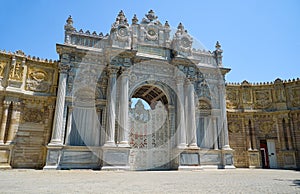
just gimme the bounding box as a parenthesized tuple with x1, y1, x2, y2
(226, 89, 239, 109)
(22, 108, 44, 123)
(0, 61, 7, 77)
(9, 62, 23, 81)
(172, 23, 193, 56)
(291, 88, 300, 106)
(254, 90, 272, 109)
(26, 68, 51, 92)
(258, 121, 273, 134)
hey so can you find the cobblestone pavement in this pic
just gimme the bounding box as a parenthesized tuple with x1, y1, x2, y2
(0, 169, 299, 193)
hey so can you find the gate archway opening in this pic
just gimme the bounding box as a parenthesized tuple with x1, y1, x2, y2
(129, 84, 172, 170)
(131, 84, 168, 109)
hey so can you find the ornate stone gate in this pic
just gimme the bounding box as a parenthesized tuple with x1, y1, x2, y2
(43, 10, 234, 170)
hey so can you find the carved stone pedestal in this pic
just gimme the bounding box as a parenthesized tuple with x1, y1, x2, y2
(101, 147, 130, 170)
(283, 150, 297, 169)
(0, 144, 12, 169)
(43, 145, 63, 170)
(199, 149, 221, 169)
(248, 150, 261, 169)
(221, 148, 236, 169)
(177, 148, 202, 171)
(60, 146, 101, 170)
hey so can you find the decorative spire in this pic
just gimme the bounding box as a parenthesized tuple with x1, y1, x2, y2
(177, 22, 184, 31)
(214, 41, 223, 66)
(66, 15, 73, 25)
(64, 15, 75, 32)
(145, 9, 158, 22)
(132, 14, 138, 25)
(215, 41, 221, 50)
(164, 21, 170, 28)
(116, 10, 128, 25)
(112, 10, 128, 29)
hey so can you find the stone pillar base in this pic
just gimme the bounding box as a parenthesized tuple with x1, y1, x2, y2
(43, 145, 63, 170)
(177, 148, 201, 170)
(101, 147, 130, 170)
(283, 150, 297, 169)
(248, 150, 261, 169)
(221, 149, 236, 169)
(0, 144, 13, 169)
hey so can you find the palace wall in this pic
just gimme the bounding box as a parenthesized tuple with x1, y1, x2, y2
(226, 79, 300, 169)
(0, 50, 58, 168)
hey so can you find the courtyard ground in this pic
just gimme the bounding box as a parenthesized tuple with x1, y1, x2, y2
(0, 169, 299, 193)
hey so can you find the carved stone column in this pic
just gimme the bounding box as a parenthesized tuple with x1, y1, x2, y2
(6, 102, 21, 144)
(104, 67, 118, 147)
(245, 119, 252, 150)
(213, 117, 218, 150)
(251, 119, 257, 150)
(176, 76, 186, 148)
(0, 101, 10, 144)
(64, 105, 73, 145)
(219, 83, 230, 150)
(285, 118, 293, 150)
(118, 69, 130, 147)
(49, 63, 70, 145)
(278, 118, 286, 150)
(185, 80, 197, 148)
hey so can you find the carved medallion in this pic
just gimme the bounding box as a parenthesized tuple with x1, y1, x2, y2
(118, 26, 128, 37)
(181, 37, 192, 48)
(22, 108, 44, 123)
(254, 90, 272, 108)
(145, 27, 158, 41)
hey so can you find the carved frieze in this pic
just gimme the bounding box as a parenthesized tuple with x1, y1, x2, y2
(26, 67, 51, 92)
(22, 108, 44, 123)
(228, 121, 240, 133)
(0, 60, 8, 77)
(291, 88, 300, 107)
(258, 121, 274, 135)
(254, 90, 272, 109)
(9, 62, 23, 81)
(226, 89, 239, 109)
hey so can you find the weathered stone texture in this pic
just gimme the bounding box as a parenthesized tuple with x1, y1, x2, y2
(227, 79, 300, 169)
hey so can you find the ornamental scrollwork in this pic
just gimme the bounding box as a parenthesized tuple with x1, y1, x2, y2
(26, 67, 51, 92)
(22, 108, 44, 123)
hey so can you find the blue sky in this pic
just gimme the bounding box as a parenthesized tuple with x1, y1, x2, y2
(0, 0, 299, 83)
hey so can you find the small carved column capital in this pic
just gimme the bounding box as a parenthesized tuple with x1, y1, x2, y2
(58, 63, 71, 74)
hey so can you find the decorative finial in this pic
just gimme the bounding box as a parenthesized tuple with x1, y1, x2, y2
(112, 10, 128, 27)
(164, 21, 170, 28)
(215, 41, 221, 50)
(132, 14, 138, 24)
(64, 15, 75, 32)
(117, 10, 127, 23)
(177, 22, 184, 30)
(66, 15, 73, 25)
(145, 9, 158, 22)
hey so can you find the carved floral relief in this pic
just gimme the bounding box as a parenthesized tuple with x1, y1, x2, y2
(22, 108, 44, 123)
(226, 89, 239, 109)
(254, 90, 272, 109)
(291, 88, 300, 106)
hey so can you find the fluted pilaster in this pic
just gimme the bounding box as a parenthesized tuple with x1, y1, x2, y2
(176, 76, 186, 148)
(118, 69, 130, 147)
(104, 67, 118, 147)
(49, 63, 70, 145)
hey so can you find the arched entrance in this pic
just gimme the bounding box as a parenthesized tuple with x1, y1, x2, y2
(129, 84, 172, 170)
